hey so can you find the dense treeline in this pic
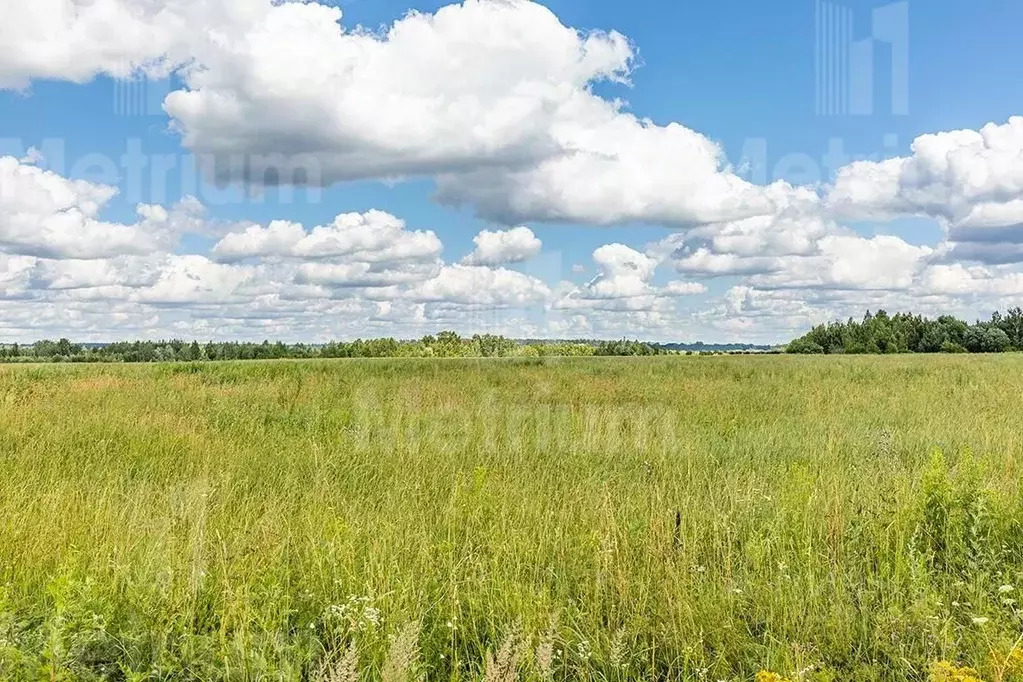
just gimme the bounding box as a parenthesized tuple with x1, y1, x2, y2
(787, 308, 1023, 354)
(0, 331, 673, 363)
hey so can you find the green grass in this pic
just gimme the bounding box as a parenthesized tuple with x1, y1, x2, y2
(2, 356, 1023, 681)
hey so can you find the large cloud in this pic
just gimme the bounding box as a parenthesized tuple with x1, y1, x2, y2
(163, 0, 634, 183)
(436, 119, 811, 226)
(0, 0, 805, 229)
(162, 0, 807, 225)
(827, 118, 1023, 259)
(0, 0, 184, 89)
(0, 155, 193, 259)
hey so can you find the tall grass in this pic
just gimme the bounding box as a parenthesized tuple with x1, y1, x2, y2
(1, 356, 1023, 680)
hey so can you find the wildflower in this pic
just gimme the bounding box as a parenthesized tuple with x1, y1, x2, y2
(929, 660, 983, 682)
(755, 672, 792, 682)
(999, 584, 1015, 594)
(971, 617, 989, 625)
(324, 595, 381, 632)
(1006, 647, 1023, 673)
(796, 663, 819, 678)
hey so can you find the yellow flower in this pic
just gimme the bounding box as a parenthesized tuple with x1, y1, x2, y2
(997, 646, 1023, 676)
(756, 672, 792, 682)
(929, 660, 984, 682)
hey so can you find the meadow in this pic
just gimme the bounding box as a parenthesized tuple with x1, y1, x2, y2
(1, 355, 1022, 681)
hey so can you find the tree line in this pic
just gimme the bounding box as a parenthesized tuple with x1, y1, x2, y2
(786, 308, 1023, 354)
(0, 332, 674, 363)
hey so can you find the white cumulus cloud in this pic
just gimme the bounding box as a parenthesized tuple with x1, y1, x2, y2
(0, 0, 809, 230)
(0, 155, 192, 259)
(828, 117, 1023, 253)
(461, 226, 541, 266)
(213, 210, 442, 263)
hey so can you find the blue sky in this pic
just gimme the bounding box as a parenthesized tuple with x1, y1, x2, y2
(1, 0, 1022, 343)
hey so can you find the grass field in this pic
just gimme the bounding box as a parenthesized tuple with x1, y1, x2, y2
(2, 356, 1023, 681)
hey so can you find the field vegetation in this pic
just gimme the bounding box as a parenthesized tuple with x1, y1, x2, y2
(2, 356, 1023, 681)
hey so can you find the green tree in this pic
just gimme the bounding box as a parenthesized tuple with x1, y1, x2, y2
(964, 325, 1011, 353)
(786, 338, 825, 354)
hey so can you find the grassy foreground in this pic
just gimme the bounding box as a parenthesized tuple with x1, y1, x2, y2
(2, 356, 1023, 681)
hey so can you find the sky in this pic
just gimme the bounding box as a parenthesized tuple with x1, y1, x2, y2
(1, 0, 1023, 344)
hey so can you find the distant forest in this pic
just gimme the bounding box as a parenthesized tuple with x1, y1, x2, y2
(0, 332, 761, 364)
(786, 308, 1023, 354)
(18, 310, 1022, 362)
